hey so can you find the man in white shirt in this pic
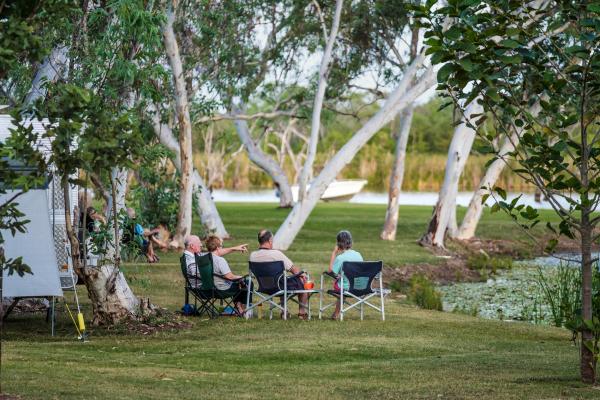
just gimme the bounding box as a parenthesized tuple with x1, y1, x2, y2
(249, 229, 308, 319)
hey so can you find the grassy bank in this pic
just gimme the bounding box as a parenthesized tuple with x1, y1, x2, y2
(3, 203, 596, 399)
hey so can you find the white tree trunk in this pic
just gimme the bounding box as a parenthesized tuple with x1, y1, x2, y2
(82, 265, 141, 325)
(419, 101, 483, 248)
(105, 167, 128, 219)
(232, 104, 294, 208)
(297, 0, 344, 202)
(163, 8, 193, 248)
(151, 111, 229, 238)
(24, 46, 68, 105)
(273, 58, 436, 250)
(447, 198, 458, 238)
(456, 101, 542, 240)
(457, 134, 517, 239)
(380, 107, 414, 240)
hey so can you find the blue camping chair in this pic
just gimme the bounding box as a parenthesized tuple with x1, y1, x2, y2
(245, 261, 318, 320)
(319, 261, 390, 321)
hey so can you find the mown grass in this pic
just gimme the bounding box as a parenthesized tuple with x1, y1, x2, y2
(3, 203, 597, 399)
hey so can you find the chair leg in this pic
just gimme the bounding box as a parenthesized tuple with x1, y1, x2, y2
(360, 301, 364, 321)
(380, 278, 385, 321)
(340, 287, 344, 321)
(319, 275, 324, 319)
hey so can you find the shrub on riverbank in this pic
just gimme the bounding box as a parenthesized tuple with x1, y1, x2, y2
(408, 274, 443, 311)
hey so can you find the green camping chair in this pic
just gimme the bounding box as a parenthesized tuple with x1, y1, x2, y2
(179, 253, 246, 318)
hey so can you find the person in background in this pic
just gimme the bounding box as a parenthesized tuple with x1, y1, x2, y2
(249, 229, 308, 320)
(123, 208, 167, 263)
(328, 230, 363, 320)
(82, 206, 107, 234)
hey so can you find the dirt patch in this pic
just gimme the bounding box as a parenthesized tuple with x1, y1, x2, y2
(387, 234, 598, 287)
(0, 395, 23, 400)
(120, 317, 192, 335)
(451, 238, 533, 259)
(385, 258, 480, 286)
(101, 309, 192, 335)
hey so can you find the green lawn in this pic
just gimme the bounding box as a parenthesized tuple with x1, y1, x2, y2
(3, 203, 597, 399)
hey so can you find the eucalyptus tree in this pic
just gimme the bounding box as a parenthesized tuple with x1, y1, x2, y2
(10, 0, 166, 325)
(381, 24, 420, 241)
(423, 0, 600, 383)
(273, 0, 436, 249)
(161, 3, 194, 246)
(189, 0, 429, 247)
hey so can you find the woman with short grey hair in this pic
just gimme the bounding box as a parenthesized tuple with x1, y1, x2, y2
(328, 230, 363, 319)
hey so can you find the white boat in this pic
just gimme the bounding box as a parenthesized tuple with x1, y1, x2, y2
(290, 179, 368, 202)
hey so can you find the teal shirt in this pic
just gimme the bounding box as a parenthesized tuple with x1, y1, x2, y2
(332, 249, 363, 289)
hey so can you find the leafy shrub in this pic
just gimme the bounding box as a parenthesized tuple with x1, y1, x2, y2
(467, 254, 513, 274)
(408, 274, 443, 311)
(130, 144, 180, 231)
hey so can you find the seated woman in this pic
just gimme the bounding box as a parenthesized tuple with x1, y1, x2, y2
(328, 230, 363, 320)
(204, 235, 249, 315)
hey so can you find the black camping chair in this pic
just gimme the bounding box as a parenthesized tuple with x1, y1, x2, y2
(319, 261, 390, 321)
(179, 253, 246, 318)
(245, 261, 317, 320)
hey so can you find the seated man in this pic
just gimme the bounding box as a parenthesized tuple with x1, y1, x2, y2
(328, 230, 363, 320)
(183, 235, 203, 288)
(205, 235, 249, 315)
(249, 229, 308, 319)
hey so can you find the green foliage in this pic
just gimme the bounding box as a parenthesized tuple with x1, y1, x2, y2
(467, 253, 513, 275)
(535, 263, 600, 376)
(408, 274, 443, 311)
(535, 263, 582, 328)
(423, 0, 600, 237)
(424, 2, 600, 379)
(0, 0, 76, 82)
(130, 144, 180, 231)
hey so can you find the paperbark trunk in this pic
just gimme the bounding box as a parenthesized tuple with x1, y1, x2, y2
(273, 59, 435, 250)
(233, 105, 293, 208)
(24, 46, 68, 105)
(163, 7, 193, 248)
(457, 134, 516, 239)
(151, 111, 229, 238)
(419, 101, 483, 248)
(297, 0, 344, 202)
(580, 216, 596, 383)
(380, 108, 414, 240)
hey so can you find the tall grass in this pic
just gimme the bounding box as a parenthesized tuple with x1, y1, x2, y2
(196, 150, 535, 192)
(536, 263, 581, 327)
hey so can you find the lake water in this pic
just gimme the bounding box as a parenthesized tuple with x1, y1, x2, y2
(212, 189, 569, 210)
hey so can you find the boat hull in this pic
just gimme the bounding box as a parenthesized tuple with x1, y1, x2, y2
(291, 180, 368, 202)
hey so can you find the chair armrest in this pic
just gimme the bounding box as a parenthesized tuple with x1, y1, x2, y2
(288, 270, 306, 279)
(213, 273, 247, 282)
(322, 271, 337, 279)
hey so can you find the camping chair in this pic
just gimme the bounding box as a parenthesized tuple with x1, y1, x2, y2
(318, 261, 390, 321)
(245, 261, 318, 320)
(179, 253, 245, 318)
